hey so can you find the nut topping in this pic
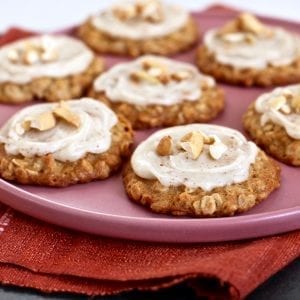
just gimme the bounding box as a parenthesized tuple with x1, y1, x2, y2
(29, 112, 56, 131)
(171, 71, 192, 82)
(218, 19, 239, 35)
(291, 95, 300, 113)
(113, 0, 164, 23)
(21, 120, 32, 132)
(7, 38, 58, 65)
(7, 49, 20, 63)
(156, 136, 173, 156)
(155, 131, 229, 160)
(137, 0, 164, 23)
(218, 12, 273, 40)
(282, 89, 294, 100)
(18, 101, 81, 135)
(269, 95, 287, 110)
(209, 135, 228, 160)
(130, 58, 193, 85)
(23, 49, 40, 65)
(267, 91, 300, 114)
(53, 102, 81, 128)
(202, 133, 215, 145)
(244, 33, 256, 44)
(280, 104, 291, 114)
(238, 13, 265, 35)
(180, 131, 204, 160)
(112, 5, 137, 21)
(130, 70, 161, 84)
(142, 58, 165, 70)
(178, 131, 222, 160)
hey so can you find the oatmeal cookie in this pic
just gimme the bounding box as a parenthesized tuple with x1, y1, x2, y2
(77, 0, 198, 57)
(0, 98, 133, 186)
(0, 35, 104, 104)
(123, 124, 280, 217)
(90, 55, 224, 129)
(196, 46, 300, 87)
(243, 85, 300, 166)
(196, 13, 300, 86)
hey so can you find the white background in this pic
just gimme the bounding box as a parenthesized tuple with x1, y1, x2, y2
(0, 0, 299, 32)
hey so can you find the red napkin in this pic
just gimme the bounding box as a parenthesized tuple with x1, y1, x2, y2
(0, 205, 299, 299)
(0, 6, 299, 299)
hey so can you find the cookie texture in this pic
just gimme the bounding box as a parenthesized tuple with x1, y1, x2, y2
(0, 57, 104, 104)
(89, 86, 225, 129)
(0, 116, 133, 187)
(243, 104, 300, 166)
(123, 150, 280, 217)
(78, 17, 199, 57)
(196, 46, 300, 87)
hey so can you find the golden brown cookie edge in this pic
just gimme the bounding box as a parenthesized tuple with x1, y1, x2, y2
(123, 150, 281, 217)
(0, 115, 133, 187)
(77, 16, 199, 57)
(0, 57, 104, 104)
(243, 104, 300, 166)
(89, 86, 225, 129)
(196, 46, 300, 87)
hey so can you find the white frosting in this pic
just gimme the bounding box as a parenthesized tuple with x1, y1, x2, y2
(0, 98, 118, 162)
(204, 28, 300, 69)
(0, 35, 94, 84)
(131, 124, 258, 191)
(93, 55, 215, 106)
(255, 84, 300, 139)
(91, 0, 188, 40)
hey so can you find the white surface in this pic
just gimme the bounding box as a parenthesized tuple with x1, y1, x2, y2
(0, 0, 299, 32)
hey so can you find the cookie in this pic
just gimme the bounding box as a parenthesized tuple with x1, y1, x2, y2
(0, 35, 104, 104)
(89, 55, 224, 129)
(243, 85, 300, 166)
(0, 98, 133, 186)
(77, 0, 198, 57)
(196, 13, 300, 86)
(123, 124, 280, 217)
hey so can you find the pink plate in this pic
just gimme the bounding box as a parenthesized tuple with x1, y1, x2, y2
(0, 10, 299, 243)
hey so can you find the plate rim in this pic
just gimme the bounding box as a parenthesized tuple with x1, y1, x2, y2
(0, 178, 299, 243)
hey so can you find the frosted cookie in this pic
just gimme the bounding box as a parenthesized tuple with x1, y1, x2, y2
(0, 98, 133, 186)
(196, 13, 300, 86)
(123, 124, 280, 217)
(89, 55, 224, 129)
(78, 0, 198, 57)
(0, 35, 104, 104)
(243, 85, 300, 166)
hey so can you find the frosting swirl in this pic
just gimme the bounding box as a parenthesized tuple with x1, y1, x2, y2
(131, 124, 258, 191)
(91, 0, 188, 40)
(204, 24, 300, 70)
(0, 98, 118, 162)
(0, 35, 94, 84)
(94, 55, 215, 106)
(255, 84, 300, 139)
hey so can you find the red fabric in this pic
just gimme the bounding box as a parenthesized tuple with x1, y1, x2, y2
(0, 27, 34, 44)
(0, 205, 299, 299)
(0, 6, 299, 299)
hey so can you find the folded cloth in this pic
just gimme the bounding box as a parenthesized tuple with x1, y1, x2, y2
(0, 204, 299, 299)
(0, 6, 299, 300)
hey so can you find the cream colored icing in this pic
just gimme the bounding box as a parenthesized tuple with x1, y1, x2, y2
(91, 0, 188, 40)
(0, 98, 118, 162)
(93, 55, 215, 106)
(204, 28, 300, 69)
(131, 124, 258, 191)
(0, 35, 94, 84)
(255, 84, 300, 139)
